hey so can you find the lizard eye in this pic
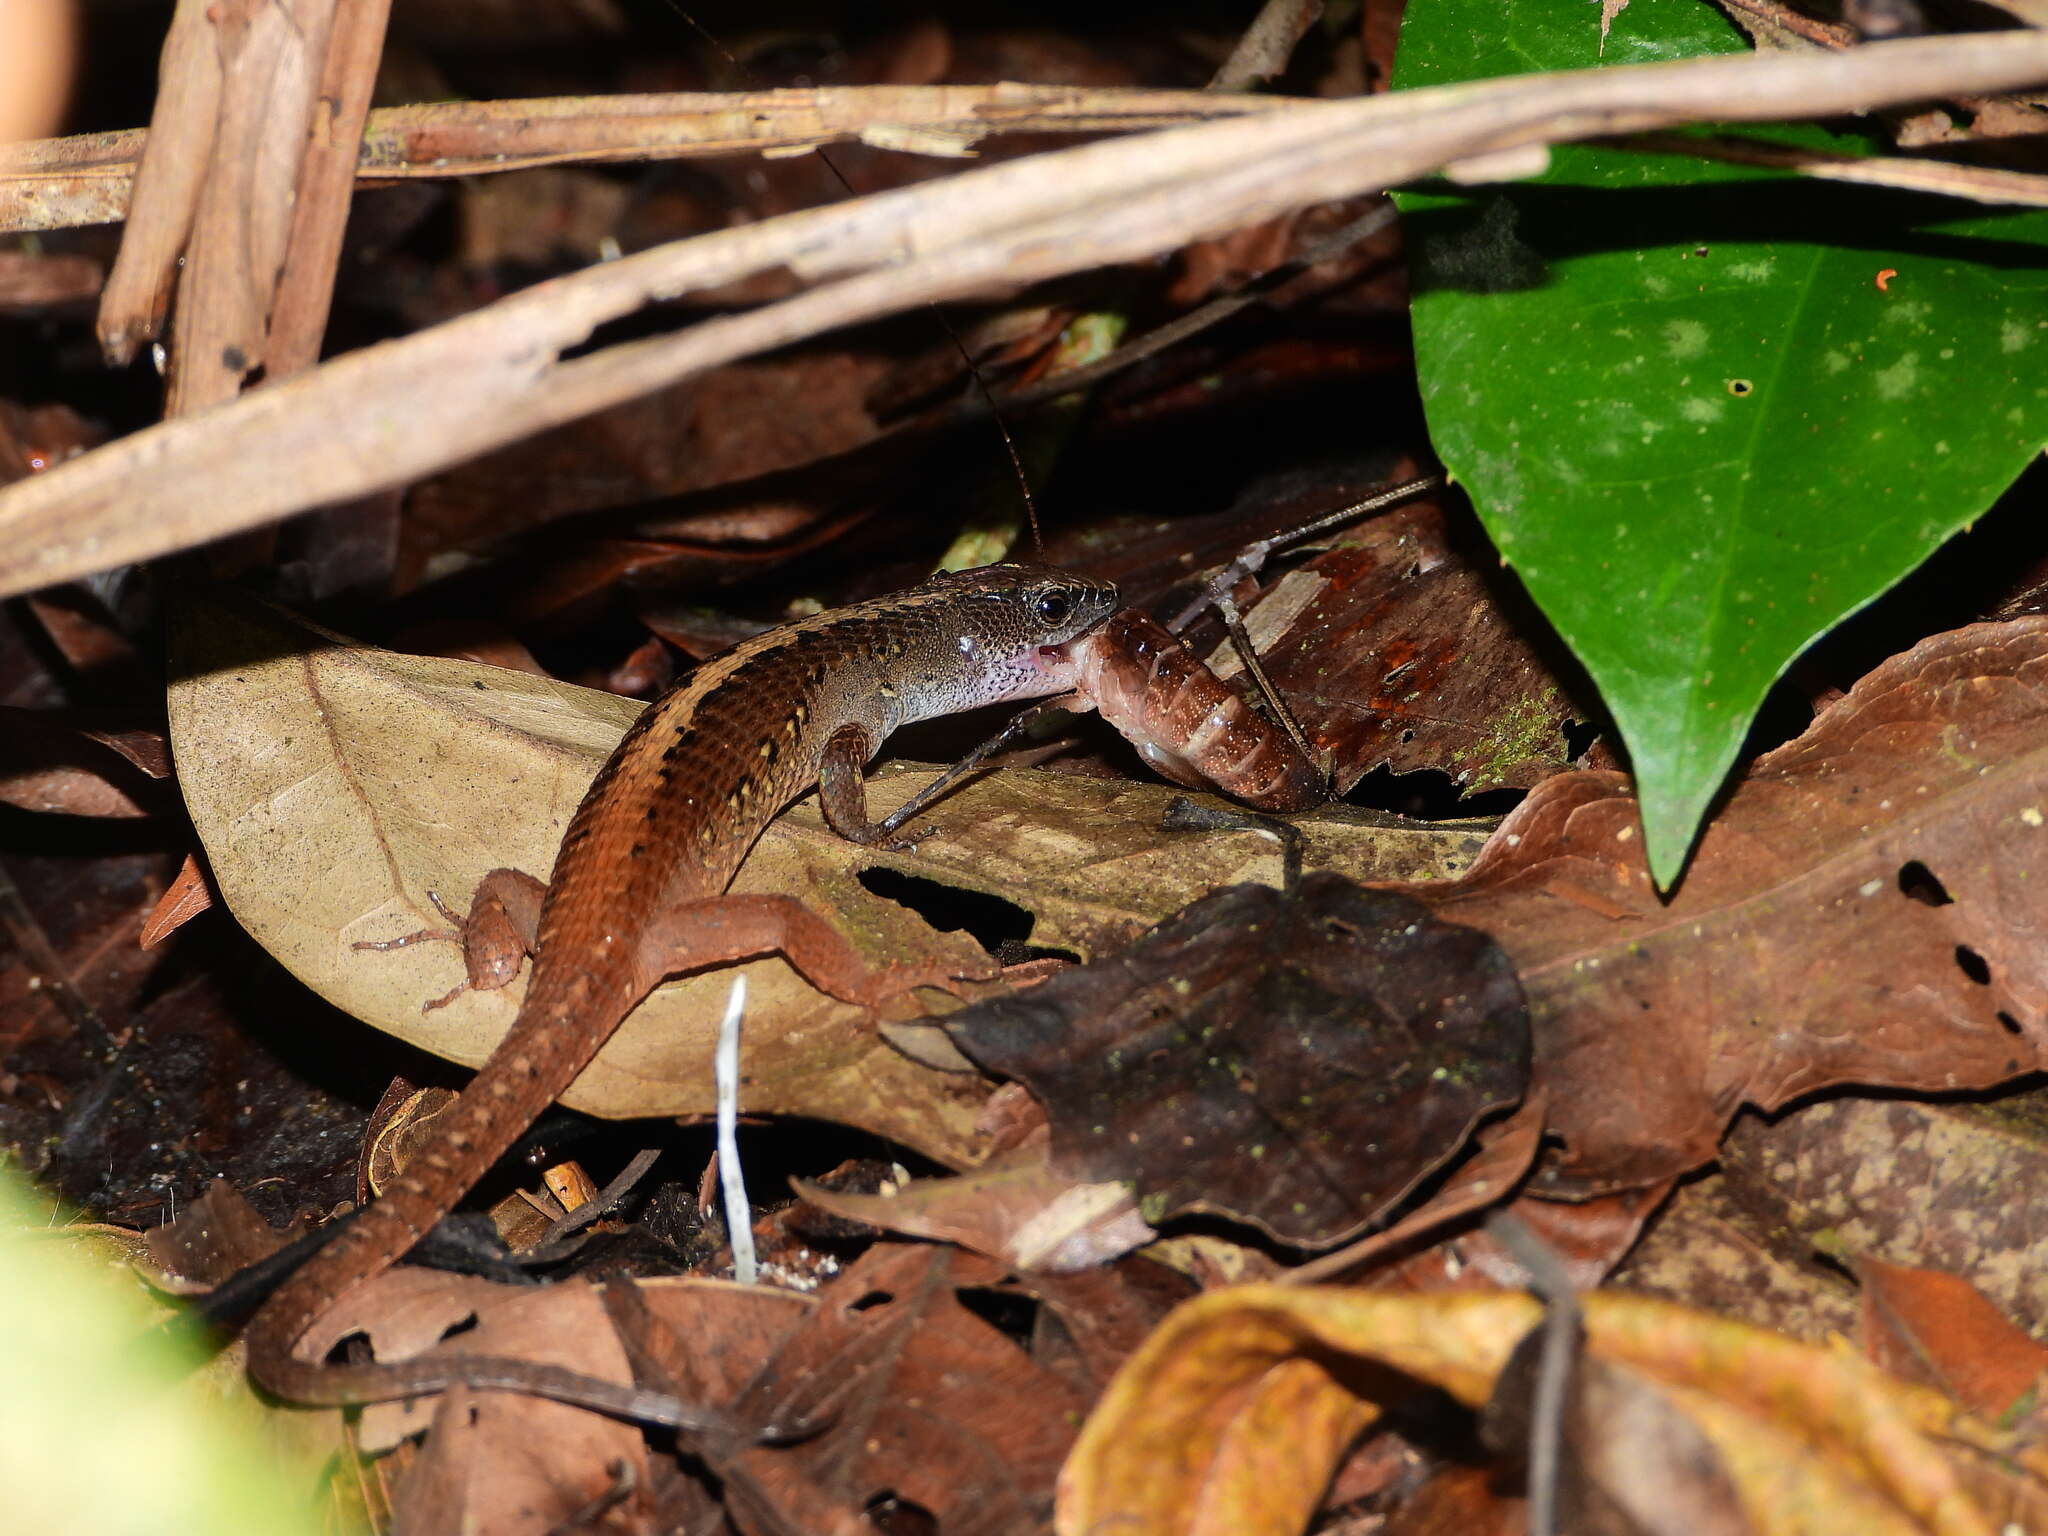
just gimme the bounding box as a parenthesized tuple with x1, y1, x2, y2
(1034, 589, 1075, 626)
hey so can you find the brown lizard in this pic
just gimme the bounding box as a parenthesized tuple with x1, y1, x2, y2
(242, 563, 1120, 1424)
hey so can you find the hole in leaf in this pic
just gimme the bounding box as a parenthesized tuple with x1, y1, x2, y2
(1897, 861, 1953, 906)
(848, 1289, 895, 1313)
(861, 1490, 937, 1536)
(955, 1286, 1039, 1344)
(1561, 718, 1603, 760)
(1345, 764, 1527, 820)
(858, 868, 1034, 955)
(1955, 945, 1992, 986)
(1999, 1012, 2024, 1036)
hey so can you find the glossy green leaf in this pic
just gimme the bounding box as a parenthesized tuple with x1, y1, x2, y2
(1396, 0, 2048, 884)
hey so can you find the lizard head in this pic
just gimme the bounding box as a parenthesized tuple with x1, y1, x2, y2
(902, 563, 1120, 712)
(939, 562, 1120, 644)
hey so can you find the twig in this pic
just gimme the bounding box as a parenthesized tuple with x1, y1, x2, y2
(1211, 0, 1324, 92)
(95, 0, 225, 360)
(1164, 474, 1443, 632)
(0, 84, 1286, 236)
(1486, 1212, 1582, 1536)
(526, 1145, 664, 1259)
(1607, 127, 2048, 207)
(1160, 797, 1304, 891)
(266, 0, 392, 375)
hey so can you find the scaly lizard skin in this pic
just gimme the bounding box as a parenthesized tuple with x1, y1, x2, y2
(243, 564, 1119, 1423)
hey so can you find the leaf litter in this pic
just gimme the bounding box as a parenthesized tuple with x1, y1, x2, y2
(1429, 619, 2048, 1194)
(128, 421, 2048, 1533)
(147, 589, 2048, 1533)
(11, 11, 2048, 1536)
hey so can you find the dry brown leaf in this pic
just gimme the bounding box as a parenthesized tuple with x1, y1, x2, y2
(0, 707, 163, 818)
(726, 1244, 1090, 1536)
(309, 1269, 813, 1530)
(1855, 1257, 2048, 1426)
(164, 592, 995, 1165)
(1013, 1260, 1200, 1398)
(164, 593, 1485, 1166)
(1057, 1287, 2048, 1536)
(797, 1137, 1151, 1273)
(1242, 494, 1585, 795)
(145, 1176, 296, 1289)
(1428, 619, 2048, 1193)
(139, 853, 213, 947)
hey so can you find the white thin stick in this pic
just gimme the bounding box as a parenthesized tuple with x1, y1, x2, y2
(713, 973, 757, 1284)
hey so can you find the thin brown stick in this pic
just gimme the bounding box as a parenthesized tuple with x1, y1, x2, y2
(0, 84, 1286, 236)
(95, 0, 221, 362)
(4, 35, 2047, 601)
(163, 0, 341, 416)
(266, 0, 392, 377)
(1608, 128, 2048, 207)
(1210, 0, 1324, 92)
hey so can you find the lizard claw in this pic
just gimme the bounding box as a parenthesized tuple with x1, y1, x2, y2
(351, 890, 469, 953)
(872, 821, 941, 854)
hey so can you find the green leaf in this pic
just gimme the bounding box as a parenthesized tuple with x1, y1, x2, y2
(0, 1170, 335, 1534)
(1395, 0, 2048, 884)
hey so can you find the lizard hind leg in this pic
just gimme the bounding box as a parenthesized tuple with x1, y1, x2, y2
(635, 892, 992, 1010)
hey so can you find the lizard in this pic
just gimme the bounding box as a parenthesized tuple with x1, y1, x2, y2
(240, 562, 1121, 1425)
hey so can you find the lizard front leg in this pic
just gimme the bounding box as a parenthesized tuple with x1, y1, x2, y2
(815, 721, 939, 851)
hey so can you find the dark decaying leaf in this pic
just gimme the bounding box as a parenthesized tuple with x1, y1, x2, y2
(144, 1177, 296, 1288)
(1485, 1324, 1750, 1536)
(1253, 492, 1588, 796)
(947, 872, 1531, 1246)
(1428, 619, 2048, 1194)
(725, 1243, 1088, 1536)
(365, 1279, 655, 1533)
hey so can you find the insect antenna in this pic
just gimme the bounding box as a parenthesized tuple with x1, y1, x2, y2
(665, 5, 1045, 553)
